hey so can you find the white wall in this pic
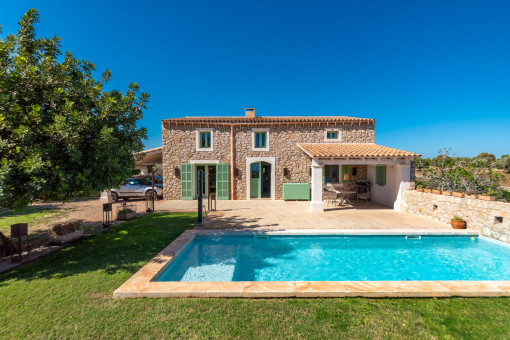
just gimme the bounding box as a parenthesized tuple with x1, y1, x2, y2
(368, 164, 401, 208)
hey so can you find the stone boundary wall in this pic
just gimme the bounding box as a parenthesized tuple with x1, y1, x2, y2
(401, 189, 510, 243)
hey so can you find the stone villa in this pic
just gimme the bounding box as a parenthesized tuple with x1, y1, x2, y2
(157, 108, 420, 212)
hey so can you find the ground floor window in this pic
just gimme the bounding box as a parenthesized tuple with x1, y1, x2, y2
(324, 165, 339, 182)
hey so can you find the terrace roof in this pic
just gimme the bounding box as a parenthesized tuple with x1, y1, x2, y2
(296, 143, 420, 158)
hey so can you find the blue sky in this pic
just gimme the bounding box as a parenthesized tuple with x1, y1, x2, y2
(1, 1, 509, 158)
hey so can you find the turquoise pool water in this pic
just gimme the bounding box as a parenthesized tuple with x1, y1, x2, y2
(155, 235, 510, 282)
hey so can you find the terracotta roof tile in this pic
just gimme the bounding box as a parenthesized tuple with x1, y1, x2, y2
(162, 116, 374, 124)
(297, 143, 420, 158)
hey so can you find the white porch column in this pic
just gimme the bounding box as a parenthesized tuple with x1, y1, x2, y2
(394, 163, 411, 211)
(310, 158, 324, 212)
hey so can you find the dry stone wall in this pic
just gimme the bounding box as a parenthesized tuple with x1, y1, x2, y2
(162, 125, 232, 199)
(162, 122, 374, 200)
(402, 189, 510, 243)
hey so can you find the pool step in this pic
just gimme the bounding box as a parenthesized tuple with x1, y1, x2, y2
(406, 235, 421, 240)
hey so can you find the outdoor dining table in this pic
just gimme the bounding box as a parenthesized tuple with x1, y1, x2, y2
(332, 189, 358, 206)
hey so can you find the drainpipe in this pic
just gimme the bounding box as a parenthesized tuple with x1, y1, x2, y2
(230, 124, 235, 200)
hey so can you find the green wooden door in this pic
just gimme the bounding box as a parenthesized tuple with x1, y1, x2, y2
(216, 163, 229, 200)
(250, 162, 261, 198)
(181, 163, 193, 200)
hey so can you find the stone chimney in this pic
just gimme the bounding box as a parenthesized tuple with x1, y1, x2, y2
(245, 108, 255, 118)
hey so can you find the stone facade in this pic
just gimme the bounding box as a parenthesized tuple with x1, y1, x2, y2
(402, 189, 510, 243)
(162, 122, 374, 200)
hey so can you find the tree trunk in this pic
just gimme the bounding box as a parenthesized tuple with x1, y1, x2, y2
(0, 231, 16, 257)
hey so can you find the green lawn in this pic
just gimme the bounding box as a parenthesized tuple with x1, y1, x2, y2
(1, 212, 509, 339)
(0, 206, 65, 236)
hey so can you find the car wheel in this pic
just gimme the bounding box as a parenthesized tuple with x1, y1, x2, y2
(111, 192, 118, 202)
(145, 190, 157, 201)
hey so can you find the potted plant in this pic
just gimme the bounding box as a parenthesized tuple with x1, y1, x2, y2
(416, 185, 424, 192)
(450, 215, 467, 229)
(51, 220, 84, 245)
(117, 208, 136, 221)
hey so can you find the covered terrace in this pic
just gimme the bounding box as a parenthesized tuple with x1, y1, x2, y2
(297, 143, 421, 212)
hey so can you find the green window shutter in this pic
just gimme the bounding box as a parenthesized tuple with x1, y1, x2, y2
(216, 163, 229, 200)
(180, 164, 193, 200)
(376, 165, 387, 186)
(341, 165, 350, 183)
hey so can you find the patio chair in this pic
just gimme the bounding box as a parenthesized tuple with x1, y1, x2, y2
(357, 191, 371, 207)
(326, 183, 336, 191)
(325, 190, 339, 206)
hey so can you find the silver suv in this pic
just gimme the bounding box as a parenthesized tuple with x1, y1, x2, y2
(110, 176, 163, 202)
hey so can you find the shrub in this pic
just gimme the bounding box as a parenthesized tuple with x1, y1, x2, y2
(118, 208, 135, 214)
(420, 148, 506, 199)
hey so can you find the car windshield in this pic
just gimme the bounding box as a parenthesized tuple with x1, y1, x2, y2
(133, 177, 152, 185)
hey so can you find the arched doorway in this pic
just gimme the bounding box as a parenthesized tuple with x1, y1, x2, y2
(249, 161, 271, 198)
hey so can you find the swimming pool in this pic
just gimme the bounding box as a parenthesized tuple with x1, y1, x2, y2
(155, 235, 510, 282)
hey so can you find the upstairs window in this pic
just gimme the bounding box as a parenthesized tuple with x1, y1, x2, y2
(324, 128, 342, 142)
(254, 131, 267, 148)
(199, 131, 211, 148)
(196, 129, 213, 151)
(326, 131, 338, 139)
(252, 128, 269, 151)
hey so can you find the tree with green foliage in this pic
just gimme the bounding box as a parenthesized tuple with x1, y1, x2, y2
(0, 9, 148, 210)
(418, 148, 507, 200)
(476, 152, 496, 163)
(494, 155, 510, 172)
(415, 157, 430, 171)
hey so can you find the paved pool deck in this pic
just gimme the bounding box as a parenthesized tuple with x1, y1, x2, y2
(113, 200, 510, 298)
(157, 200, 452, 230)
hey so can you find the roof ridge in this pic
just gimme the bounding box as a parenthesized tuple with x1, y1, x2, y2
(162, 115, 375, 123)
